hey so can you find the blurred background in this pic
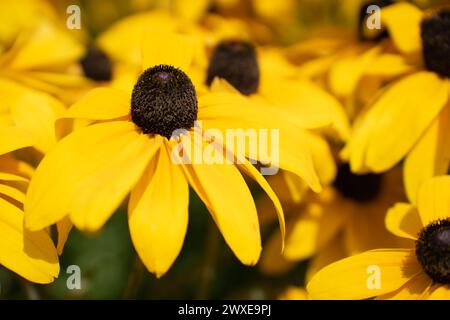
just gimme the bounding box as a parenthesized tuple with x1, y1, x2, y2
(0, 0, 448, 300)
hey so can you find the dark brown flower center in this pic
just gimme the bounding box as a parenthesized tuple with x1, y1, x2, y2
(131, 65, 198, 139)
(206, 40, 260, 95)
(80, 47, 113, 81)
(333, 164, 383, 202)
(421, 9, 450, 78)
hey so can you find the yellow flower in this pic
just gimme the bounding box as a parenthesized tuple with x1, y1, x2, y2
(344, 3, 450, 203)
(287, 1, 418, 118)
(0, 147, 59, 284)
(278, 286, 308, 300)
(24, 31, 322, 277)
(307, 175, 450, 300)
(259, 165, 411, 282)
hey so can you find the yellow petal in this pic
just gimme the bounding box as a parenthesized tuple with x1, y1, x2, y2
(305, 234, 347, 283)
(5, 85, 64, 154)
(259, 77, 350, 139)
(304, 132, 336, 185)
(25, 121, 148, 231)
(376, 272, 431, 300)
(404, 105, 450, 204)
(427, 285, 450, 300)
(329, 45, 381, 99)
(56, 216, 72, 255)
(0, 198, 59, 284)
(0, 126, 33, 155)
(352, 72, 448, 173)
(129, 144, 189, 277)
(307, 249, 422, 300)
(385, 203, 422, 240)
(237, 156, 285, 250)
(0, 183, 25, 203)
(381, 3, 423, 55)
(63, 87, 130, 121)
(10, 23, 84, 70)
(417, 175, 450, 227)
(198, 92, 321, 192)
(97, 11, 178, 66)
(142, 31, 194, 71)
(179, 132, 261, 265)
(259, 230, 296, 275)
(364, 53, 416, 77)
(70, 134, 161, 231)
(285, 194, 347, 260)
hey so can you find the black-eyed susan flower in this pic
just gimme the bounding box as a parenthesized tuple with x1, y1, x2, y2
(308, 175, 450, 300)
(259, 164, 411, 281)
(0, 141, 59, 284)
(344, 3, 450, 203)
(24, 31, 322, 277)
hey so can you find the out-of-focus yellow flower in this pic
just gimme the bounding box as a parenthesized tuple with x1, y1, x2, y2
(24, 31, 324, 277)
(259, 165, 411, 282)
(343, 3, 450, 204)
(308, 175, 450, 300)
(0, 142, 59, 284)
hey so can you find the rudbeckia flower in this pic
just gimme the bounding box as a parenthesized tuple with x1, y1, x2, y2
(344, 3, 450, 203)
(0, 133, 59, 284)
(24, 31, 322, 277)
(308, 175, 450, 300)
(259, 164, 411, 281)
(205, 39, 350, 143)
(286, 0, 417, 118)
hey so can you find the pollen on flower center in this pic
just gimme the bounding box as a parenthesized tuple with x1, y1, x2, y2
(80, 47, 113, 81)
(206, 40, 260, 95)
(421, 9, 450, 78)
(333, 164, 383, 202)
(416, 219, 450, 284)
(131, 65, 198, 139)
(358, 0, 393, 42)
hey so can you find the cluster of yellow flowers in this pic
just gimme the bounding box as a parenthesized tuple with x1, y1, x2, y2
(0, 0, 449, 299)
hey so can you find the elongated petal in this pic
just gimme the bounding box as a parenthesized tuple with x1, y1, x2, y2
(178, 132, 261, 265)
(350, 72, 448, 173)
(385, 203, 422, 240)
(417, 175, 450, 227)
(285, 190, 348, 260)
(364, 53, 416, 77)
(404, 105, 450, 204)
(237, 157, 285, 250)
(0, 183, 25, 203)
(56, 217, 72, 255)
(0, 198, 59, 284)
(63, 87, 131, 121)
(0, 126, 33, 155)
(427, 285, 450, 300)
(198, 92, 321, 192)
(25, 121, 147, 231)
(260, 77, 350, 139)
(376, 272, 431, 300)
(10, 23, 84, 70)
(307, 249, 422, 300)
(129, 145, 189, 277)
(381, 3, 423, 55)
(70, 134, 160, 231)
(329, 45, 380, 98)
(142, 31, 194, 71)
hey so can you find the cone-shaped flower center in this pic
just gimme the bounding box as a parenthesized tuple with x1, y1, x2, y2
(421, 9, 450, 78)
(131, 65, 198, 139)
(333, 164, 383, 202)
(416, 219, 450, 284)
(206, 40, 260, 95)
(80, 47, 113, 81)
